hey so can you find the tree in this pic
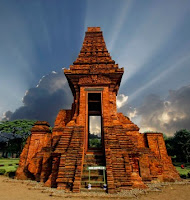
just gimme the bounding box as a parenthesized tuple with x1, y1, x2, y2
(165, 129, 190, 163)
(165, 136, 175, 158)
(0, 119, 37, 157)
(173, 129, 190, 163)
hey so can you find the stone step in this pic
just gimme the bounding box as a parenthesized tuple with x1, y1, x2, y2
(83, 164, 105, 169)
(120, 186, 133, 190)
(84, 159, 105, 164)
(82, 171, 104, 176)
(81, 181, 105, 187)
(84, 155, 105, 159)
(80, 188, 106, 193)
(82, 175, 104, 182)
(84, 161, 105, 165)
(84, 154, 105, 158)
(82, 154, 106, 189)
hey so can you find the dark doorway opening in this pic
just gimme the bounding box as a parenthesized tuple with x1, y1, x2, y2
(88, 93, 102, 150)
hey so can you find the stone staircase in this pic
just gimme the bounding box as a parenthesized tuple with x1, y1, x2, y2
(81, 153, 106, 192)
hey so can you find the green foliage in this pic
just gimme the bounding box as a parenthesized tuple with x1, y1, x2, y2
(89, 138, 102, 148)
(165, 129, 190, 163)
(173, 162, 190, 179)
(0, 119, 37, 138)
(4, 170, 17, 177)
(165, 136, 175, 157)
(88, 132, 102, 148)
(162, 133, 168, 141)
(0, 120, 37, 156)
(180, 174, 187, 179)
(0, 168, 6, 174)
(173, 129, 190, 162)
(144, 131, 161, 133)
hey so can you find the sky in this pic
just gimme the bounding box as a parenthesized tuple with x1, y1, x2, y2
(0, 0, 190, 136)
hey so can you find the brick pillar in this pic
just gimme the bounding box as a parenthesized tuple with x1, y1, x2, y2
(16, 121, 51, 180)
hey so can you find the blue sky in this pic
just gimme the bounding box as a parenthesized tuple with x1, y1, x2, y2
(0, 0, 190, 135)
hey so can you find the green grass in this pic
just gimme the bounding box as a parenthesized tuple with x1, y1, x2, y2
(0, 158, 19, 174)
(173, 162, 190, 178)
(0, 159, 189, 179)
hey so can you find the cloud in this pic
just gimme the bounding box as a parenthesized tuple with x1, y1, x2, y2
(2, 70, 190, 137)
(137, 85, 190, 136)
(1, 111, 13, 121)
(116, 94, 128, 109)
(3, 71, 73, 126)
(116, 94, 139, 124)
(89, 116, 101, 136)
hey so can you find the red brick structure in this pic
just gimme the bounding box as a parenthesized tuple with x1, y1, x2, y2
(16, 27, 180, 193)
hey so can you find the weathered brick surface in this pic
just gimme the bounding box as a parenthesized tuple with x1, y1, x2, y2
(16, 27, 180, 193)
(16, 121, 52, 180)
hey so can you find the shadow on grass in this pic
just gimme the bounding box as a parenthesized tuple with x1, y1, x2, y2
(173, 162, 190, 179)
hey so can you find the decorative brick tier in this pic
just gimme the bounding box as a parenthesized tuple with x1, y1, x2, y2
(16, 27, 180, 193)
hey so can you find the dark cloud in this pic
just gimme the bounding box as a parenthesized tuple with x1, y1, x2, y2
(2, 68, 190, 135)
(137, 85, 190, 136)
(3, 71, 73, 126)
(1, 110, 13, 121)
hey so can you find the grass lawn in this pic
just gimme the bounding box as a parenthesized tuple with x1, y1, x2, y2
(0, 158, 189, 179)
(173, 162, 190, 178)
(0, 158, 19, 174)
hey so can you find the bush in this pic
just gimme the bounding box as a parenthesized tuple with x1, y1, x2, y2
(180, 174, 187, 179)
(188, 172, 190, 178)
(5, 170, 16, 178)
(0, 169, 6, 175)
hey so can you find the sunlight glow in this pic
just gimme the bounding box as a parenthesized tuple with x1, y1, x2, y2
(108, 0, 133, 52)
(129, 53, 190, 102)
(119, 2, 189, 84)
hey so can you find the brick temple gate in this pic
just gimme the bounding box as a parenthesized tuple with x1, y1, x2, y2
(16, 27, 180, 193)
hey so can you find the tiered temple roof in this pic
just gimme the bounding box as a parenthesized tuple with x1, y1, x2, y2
(64, 27, 123, 95)
(73, 27, 115, 65)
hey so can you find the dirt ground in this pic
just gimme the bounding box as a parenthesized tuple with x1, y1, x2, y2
(0, 175, 190, 200)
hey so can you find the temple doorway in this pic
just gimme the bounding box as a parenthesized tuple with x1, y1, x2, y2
(87, 92, 103, 151)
